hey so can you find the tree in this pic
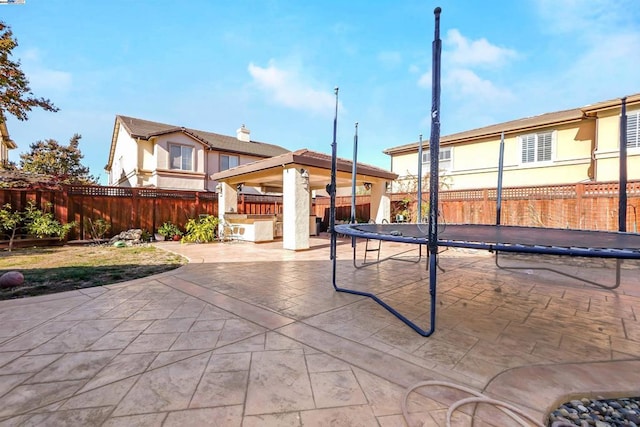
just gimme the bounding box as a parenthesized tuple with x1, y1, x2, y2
(0, 21, 58, 124)
(19, 134, 98, 184)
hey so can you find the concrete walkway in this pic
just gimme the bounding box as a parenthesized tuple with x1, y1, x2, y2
(0, 236, 639, 426)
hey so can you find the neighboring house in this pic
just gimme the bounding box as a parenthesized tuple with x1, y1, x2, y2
(105, 115, 290, 191)
(384, 94, 640, 191)
(0, 117, 17, 167)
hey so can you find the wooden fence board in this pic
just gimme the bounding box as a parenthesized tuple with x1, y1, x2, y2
(1, 180, 639, 240)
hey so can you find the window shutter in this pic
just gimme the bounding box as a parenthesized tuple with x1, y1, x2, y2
(521, 135, 535, 163)
(537, 132, 552, 162)
(628, 111, 639, 148)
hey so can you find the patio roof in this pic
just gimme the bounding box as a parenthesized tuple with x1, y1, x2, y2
(210, 148, 398, 192)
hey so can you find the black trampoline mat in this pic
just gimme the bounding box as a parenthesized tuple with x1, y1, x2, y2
(344, 223, 640, 252)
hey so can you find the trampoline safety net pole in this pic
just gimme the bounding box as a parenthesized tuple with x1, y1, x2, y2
(427, 6, 442, 335)
(619, 97, 627, 232)
(350, 122, 358, 225)
(350, 123, 359, 249)
(417, 134, 424, 223)
(496, 131, 505, 225)
(329, 87, 339, 264)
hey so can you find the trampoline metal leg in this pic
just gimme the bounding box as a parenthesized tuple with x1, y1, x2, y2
(333, 233, 437, 337)
(352, 239, 425, 269)
(494, 252, 623, 290)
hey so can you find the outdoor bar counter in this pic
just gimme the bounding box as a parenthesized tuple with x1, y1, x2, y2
(224, 213, 276, 242)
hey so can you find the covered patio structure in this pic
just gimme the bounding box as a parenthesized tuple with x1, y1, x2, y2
(211, 148, 397, 250)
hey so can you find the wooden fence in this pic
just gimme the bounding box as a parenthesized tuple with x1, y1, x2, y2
(1, 180, 639, 241)
(393, 180, 640, 232)
(0, 186, 284, 240)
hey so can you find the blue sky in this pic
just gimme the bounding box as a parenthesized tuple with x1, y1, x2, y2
(2, 0, 639, 184)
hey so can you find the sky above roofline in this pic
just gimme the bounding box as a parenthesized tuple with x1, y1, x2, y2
(2, 0, 639, 184)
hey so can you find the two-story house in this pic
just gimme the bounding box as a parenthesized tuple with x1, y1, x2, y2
(105, 115, 290, 191)
(0, 117, 17, 167)
(384, 94, 640, 191)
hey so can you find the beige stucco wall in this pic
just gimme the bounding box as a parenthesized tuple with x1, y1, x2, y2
(111, 125, 278, 191)
(593, 108, 640, 181)
(109, 123, 140, 186)
(390, 121, 595, 191)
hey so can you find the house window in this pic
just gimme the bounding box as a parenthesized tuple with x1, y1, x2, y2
(627, 110, 640, 149)
(169, 144, 193, 171)
(520, 131, 553, 163)
(422, 147, 452, 170)
(220, 154, 239, 171)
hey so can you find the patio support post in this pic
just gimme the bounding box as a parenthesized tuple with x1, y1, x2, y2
(283, 167, 310, 250)
(370, 181, 391, 224)
(217, 182, 238, 234)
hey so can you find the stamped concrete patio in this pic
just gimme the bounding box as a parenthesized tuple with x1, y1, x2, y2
(0, 236, 639, 426)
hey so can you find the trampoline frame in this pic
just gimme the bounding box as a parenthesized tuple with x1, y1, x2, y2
(327, 8, 639, 336)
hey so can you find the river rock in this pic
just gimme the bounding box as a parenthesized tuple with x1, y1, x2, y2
(0, 271, 24, 288)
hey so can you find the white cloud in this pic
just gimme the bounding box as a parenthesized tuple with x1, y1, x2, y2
(417, 70, 431, 88)
(444, 68, 514, 102)
(19, 48, 73, 94)
(247, 60, 339, 117)
(445, 29, 518, 68)
(529, 0, 640, 105)
(377, 51, 402, 68)
(532, 0, 634, 36)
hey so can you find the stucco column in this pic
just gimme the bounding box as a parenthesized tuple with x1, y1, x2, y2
(370, 181, 391, 224)
(283, 167, 310, 250)
(217, 182, 238, 232)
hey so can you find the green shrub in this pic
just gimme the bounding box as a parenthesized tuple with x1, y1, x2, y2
(158, 221, 182, 239)
(0, 202, 75, 251)
(23, 202, 75, 239)
(84, 218, 111, 240)
(182, 215, 219, 243)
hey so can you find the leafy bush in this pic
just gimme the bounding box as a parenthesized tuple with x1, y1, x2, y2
(0, 202, 75, 251)
(23, 202, 75, 239)
(84, 218, 111, 240)
(182, 215, 219, 243)
(158, 221, 182, 239)
(0, 204, 22, 249)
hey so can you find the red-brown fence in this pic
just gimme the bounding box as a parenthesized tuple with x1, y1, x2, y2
(0, 185, 291, 240)
(393, 180, 640, 232)
(1, 180, 639, 241)
(313, 195, 370, 227)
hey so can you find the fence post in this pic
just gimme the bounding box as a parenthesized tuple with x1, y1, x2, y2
(132, 188, 139, 229)
(482, 189, 489, 224)
(576, 183, 584, 229)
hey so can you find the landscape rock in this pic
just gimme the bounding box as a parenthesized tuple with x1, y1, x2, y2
(109, 229, 145, 246)
(0, 271, 24, 288)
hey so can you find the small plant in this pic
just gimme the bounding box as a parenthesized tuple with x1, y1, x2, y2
(182, 214, 219, 243)
(0, 204, 22, 251)
(158, 221, 182, 240)
(84, 218, 111, 240)
(23, 202, 75, 240)
(0, 202, 75, 251)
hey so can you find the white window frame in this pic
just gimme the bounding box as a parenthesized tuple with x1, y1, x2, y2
(422, 147, 453, 171)
(220, 154, 239, 171)
(519, 131, 555, 164)
(169, 144, 194, 171)
(626, 109, 640, 149)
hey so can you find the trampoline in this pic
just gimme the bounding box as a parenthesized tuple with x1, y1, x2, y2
(337, 223, 640, 260)
(327, 8, 640, 336)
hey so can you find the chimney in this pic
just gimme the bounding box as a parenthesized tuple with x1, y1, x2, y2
(236, 124, 251, 142)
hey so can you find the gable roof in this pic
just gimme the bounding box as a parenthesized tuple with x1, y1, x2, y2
(211, 148, 397, 192)
(212, 148, 397, 181)
(106, 115, 290, 170)
(384, 92, 640, 155)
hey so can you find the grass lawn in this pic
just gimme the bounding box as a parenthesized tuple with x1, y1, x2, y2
(0, 244, 187, 300)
